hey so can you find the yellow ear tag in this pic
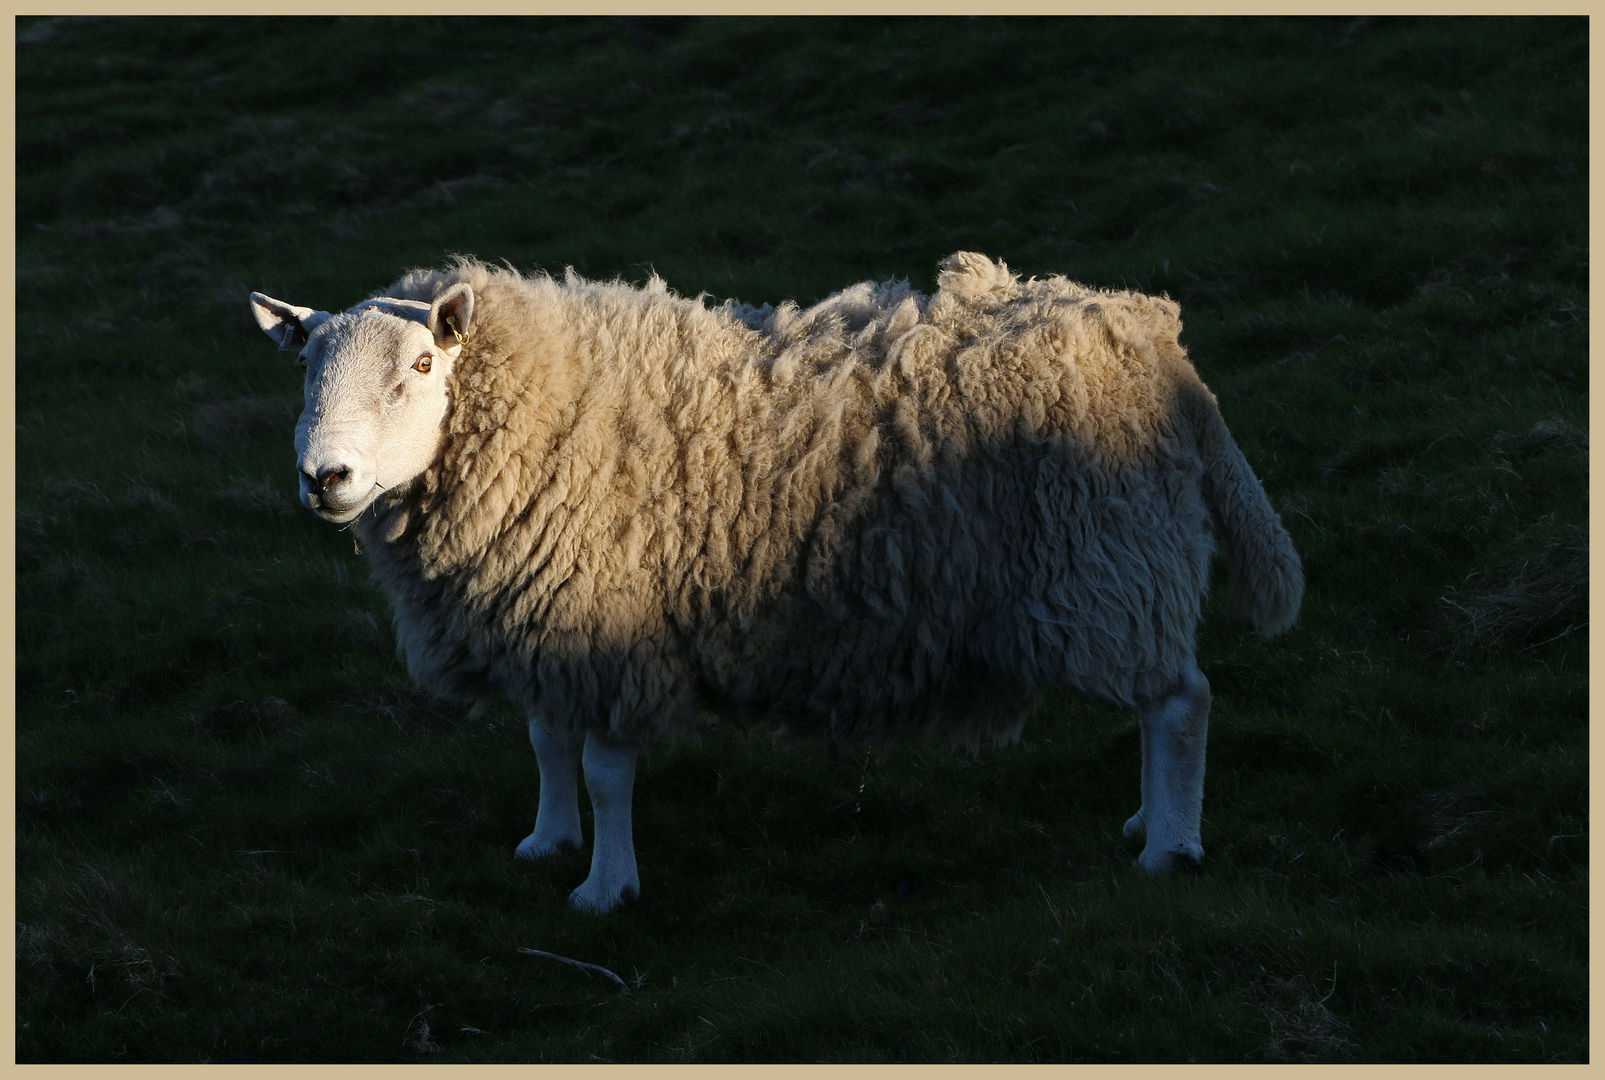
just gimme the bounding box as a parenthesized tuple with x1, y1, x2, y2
(446, 314, 466, 345)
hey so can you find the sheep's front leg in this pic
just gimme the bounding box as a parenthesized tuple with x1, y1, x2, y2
(515, 718, 584, 860)
(569, 731, 641, 913)
(1132, 666, 1210, 874)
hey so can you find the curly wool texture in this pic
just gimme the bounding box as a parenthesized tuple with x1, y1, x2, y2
(354, 252, 1302, 746)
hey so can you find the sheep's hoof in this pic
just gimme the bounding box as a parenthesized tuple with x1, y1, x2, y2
(1121, 810, 1146, 839)
(568, 880, 638, 914)
(515, 831, 580, 861)
(1135, 843, 1204, 875)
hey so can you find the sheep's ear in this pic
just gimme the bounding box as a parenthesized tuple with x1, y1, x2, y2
(428, 283, 475, 350)
(250, 292, 331, 352)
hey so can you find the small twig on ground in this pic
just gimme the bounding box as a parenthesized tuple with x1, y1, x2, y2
(1037, 882, 1063, 931)
(1317, 961, 1338, 1006)
(518, 947, 630, 992)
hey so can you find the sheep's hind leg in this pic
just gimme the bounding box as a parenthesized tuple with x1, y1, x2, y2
(1122, 718, 1152, 840)
(516, 718, 584, 860)
(1132, 665, 1210, 875)
(569, 731, 641, 913)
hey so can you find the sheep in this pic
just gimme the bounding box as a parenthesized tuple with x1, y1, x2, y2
(249, 251, 1303, 913)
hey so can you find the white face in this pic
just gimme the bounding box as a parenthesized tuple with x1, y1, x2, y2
(291, 305, 461, 523)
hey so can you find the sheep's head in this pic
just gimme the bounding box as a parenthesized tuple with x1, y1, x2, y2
(249, 283, 475, 524)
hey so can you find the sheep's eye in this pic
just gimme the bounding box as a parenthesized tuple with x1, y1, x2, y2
(413, 353, 433, 374)
(298, 356, 308, 371)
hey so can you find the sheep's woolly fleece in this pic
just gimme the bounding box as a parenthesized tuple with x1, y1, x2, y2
(354, 252, 1302, 746)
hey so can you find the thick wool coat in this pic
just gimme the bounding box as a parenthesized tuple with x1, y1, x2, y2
(352, 252, 1302, 745)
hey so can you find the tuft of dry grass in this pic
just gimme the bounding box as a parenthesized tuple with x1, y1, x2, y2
(1438, 524, 1587, 655)
(1258, 969, 1356, 1062)
(1494, 419, 1588, 456)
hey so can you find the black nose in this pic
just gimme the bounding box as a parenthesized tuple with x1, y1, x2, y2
(317, 466, 350, 492)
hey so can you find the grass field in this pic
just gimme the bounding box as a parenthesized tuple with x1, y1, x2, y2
(14, 15, 1588, 1063)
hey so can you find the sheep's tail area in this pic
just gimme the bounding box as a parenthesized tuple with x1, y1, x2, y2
(1177, 376, 1304, 637)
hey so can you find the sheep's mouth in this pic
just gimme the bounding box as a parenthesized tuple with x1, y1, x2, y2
(316, 503, 370, 525)
(306, 485, 380, 524)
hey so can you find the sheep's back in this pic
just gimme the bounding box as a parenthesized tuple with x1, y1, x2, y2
(678, 258, 1210, 736)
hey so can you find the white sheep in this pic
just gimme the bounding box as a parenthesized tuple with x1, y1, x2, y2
(250, 251, 1302, 913)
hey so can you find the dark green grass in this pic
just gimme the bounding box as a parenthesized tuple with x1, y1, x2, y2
(16, 15, 1586, 1062)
